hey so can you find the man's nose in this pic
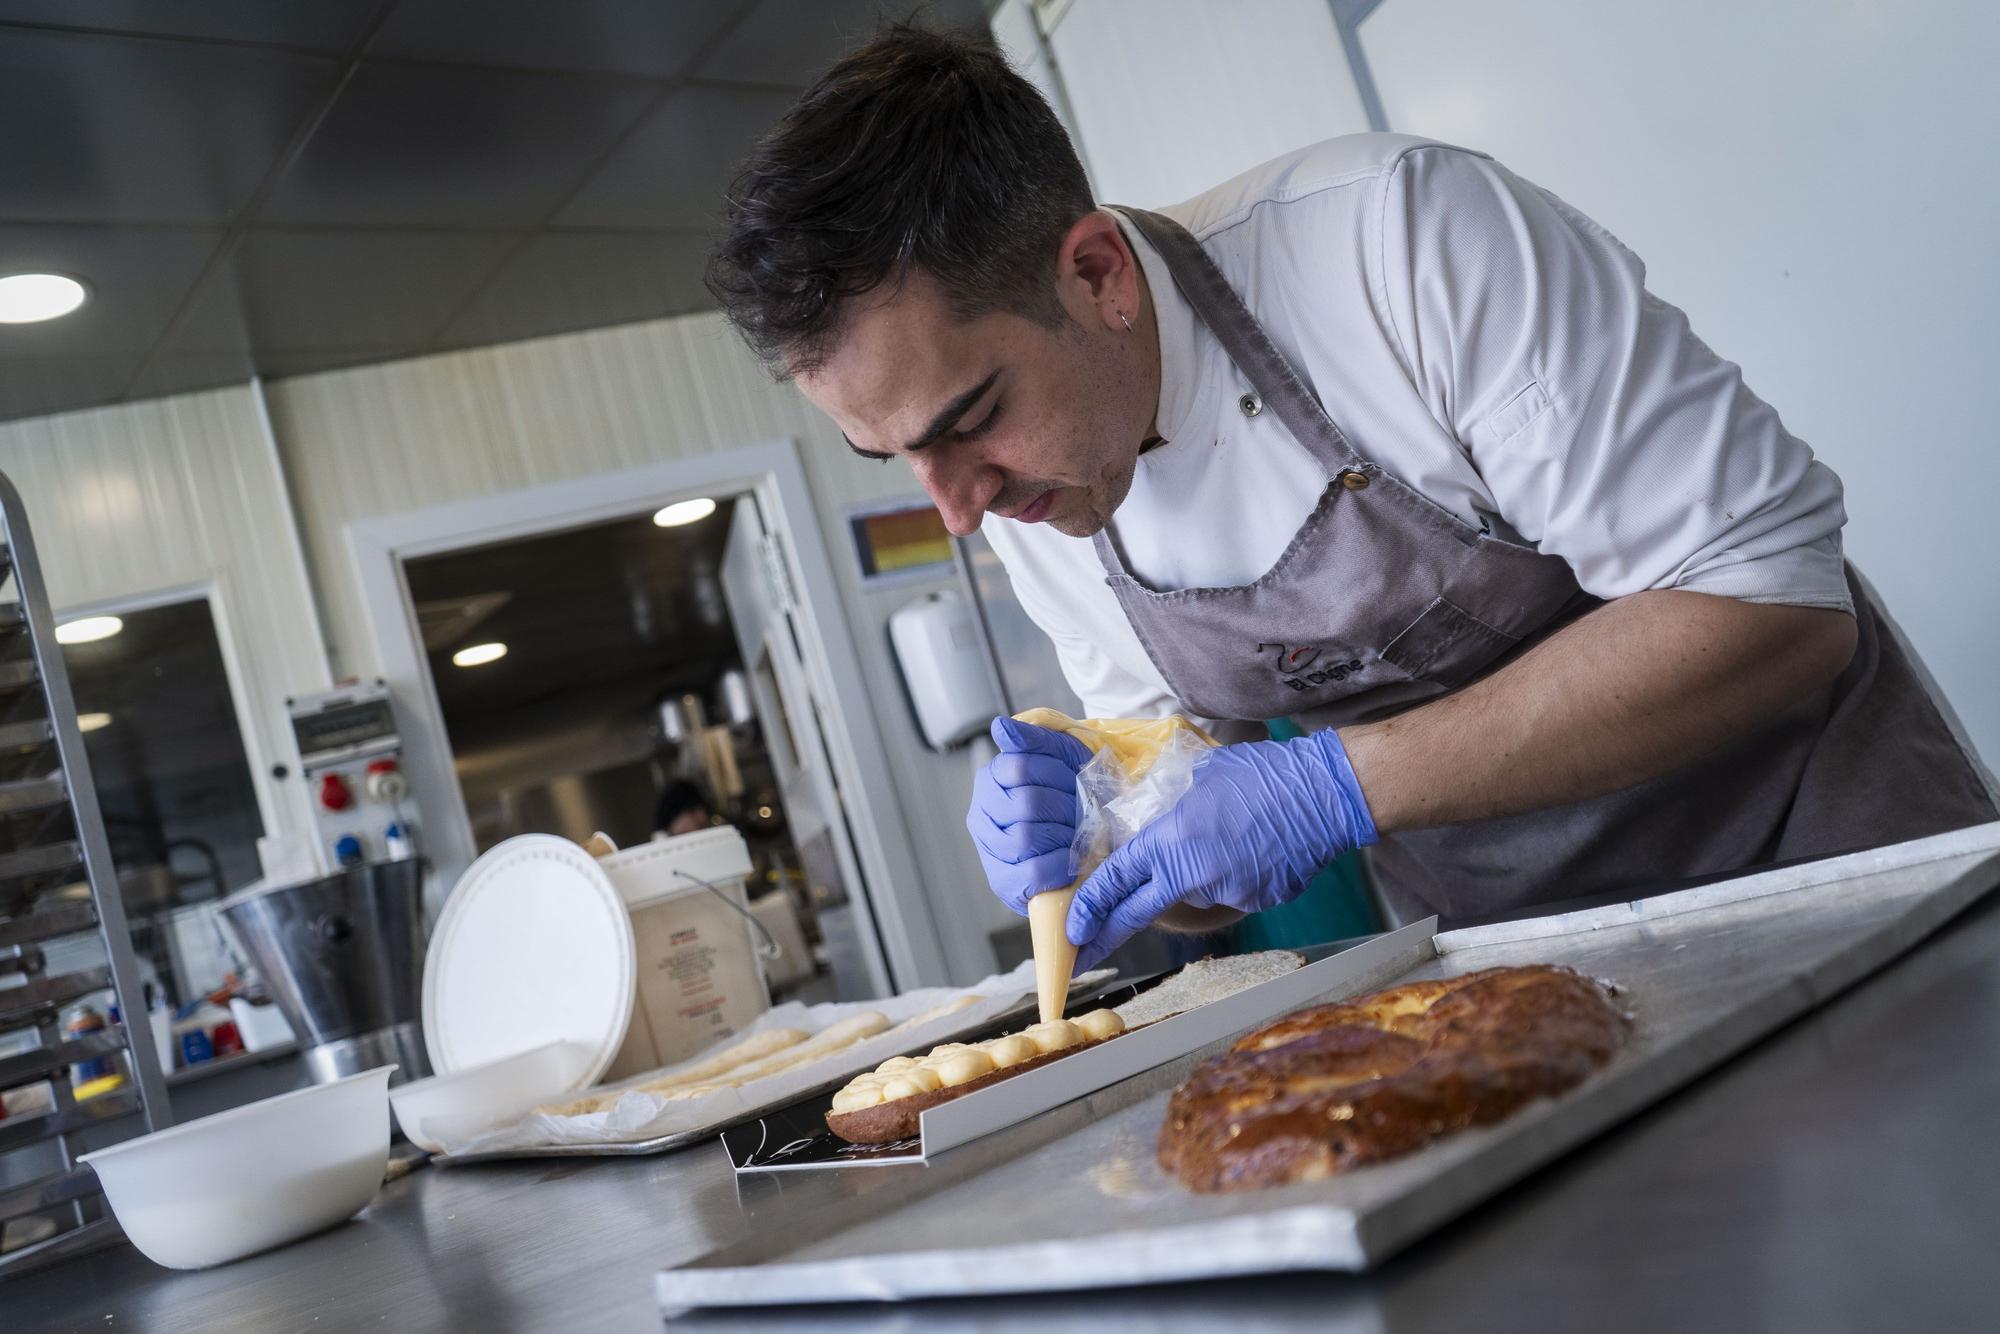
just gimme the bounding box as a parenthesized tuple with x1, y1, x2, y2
(915, 453, 1000, 537)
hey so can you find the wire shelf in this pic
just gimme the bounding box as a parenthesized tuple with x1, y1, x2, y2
(0, 469, 172, 1277)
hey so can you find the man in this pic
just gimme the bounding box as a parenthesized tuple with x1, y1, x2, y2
(709, 28, 1995, 969)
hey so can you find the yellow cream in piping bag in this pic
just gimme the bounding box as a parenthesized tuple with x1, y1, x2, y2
(1012, 709, 1218, 1021)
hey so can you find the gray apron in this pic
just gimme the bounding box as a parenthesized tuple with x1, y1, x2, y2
(1095, 207, 1998, 925)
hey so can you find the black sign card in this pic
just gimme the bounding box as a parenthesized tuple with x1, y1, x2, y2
(722, 970, 1168, 1172)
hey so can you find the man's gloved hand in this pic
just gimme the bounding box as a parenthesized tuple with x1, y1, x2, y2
(1067, 729, 1378, 970)
(967, 717, 1095, 915)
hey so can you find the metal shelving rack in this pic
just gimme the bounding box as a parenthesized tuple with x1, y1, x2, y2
(0, 470, 170, 1276)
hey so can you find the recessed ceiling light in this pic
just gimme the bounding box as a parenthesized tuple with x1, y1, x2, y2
(56, 615, 123, 645)
(77, 712, 112, 732)
(0, 273, 88, 324)
(653, 497, 717, 528)
(452, 642, 507, 668)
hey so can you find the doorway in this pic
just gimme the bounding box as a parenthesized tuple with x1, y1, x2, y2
(405, 497, 858, 1002)
(347, 444, 947, 1000)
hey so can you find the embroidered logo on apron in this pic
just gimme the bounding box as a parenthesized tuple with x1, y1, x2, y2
(1258, 642, 1365, 692)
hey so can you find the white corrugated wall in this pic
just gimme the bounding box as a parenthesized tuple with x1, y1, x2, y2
(0, 385, 331, 847)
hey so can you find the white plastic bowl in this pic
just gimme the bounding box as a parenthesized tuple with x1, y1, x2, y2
(80, 1065, 394, 1270)
(389, 1040, 592, 1153)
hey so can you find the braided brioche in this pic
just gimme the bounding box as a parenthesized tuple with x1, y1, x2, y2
(1159, 965, 1629, 1192)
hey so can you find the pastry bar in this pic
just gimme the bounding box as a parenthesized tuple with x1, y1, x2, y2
(537, 1013, 889, 1117)
(825, 1009, 1126, 1145)
(1158, 964, 1631, 1192)
(535, 995, 986, 1118)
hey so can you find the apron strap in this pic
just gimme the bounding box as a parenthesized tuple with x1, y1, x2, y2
(1114, 207, 1366, 474)
(1089, 527, 1124, 577)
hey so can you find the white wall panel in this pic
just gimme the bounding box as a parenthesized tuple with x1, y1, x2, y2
(265, 312, 1004, 984)
(0, 385, 332, 847)
(1047, 0, 1370, 207)
(1363, 0, 2000, 762)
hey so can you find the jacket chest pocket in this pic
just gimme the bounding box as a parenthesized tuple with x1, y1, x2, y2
(1379, 597, 1522, 690)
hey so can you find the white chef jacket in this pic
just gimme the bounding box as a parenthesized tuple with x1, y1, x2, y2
(982, 134, 1852, 723)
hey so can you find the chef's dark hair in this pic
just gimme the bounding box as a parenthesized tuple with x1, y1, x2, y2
(708, 23, 1094, 378)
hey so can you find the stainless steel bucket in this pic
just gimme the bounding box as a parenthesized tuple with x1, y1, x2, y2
(221, 860, 431, 1086)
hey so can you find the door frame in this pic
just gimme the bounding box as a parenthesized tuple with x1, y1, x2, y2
(344, 440, 946, 993)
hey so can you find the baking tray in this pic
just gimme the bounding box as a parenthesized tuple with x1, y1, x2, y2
(657, 821, 2000, 1311)
(722, 919, 1436, 1172)
(436, 970, 1134, 1163)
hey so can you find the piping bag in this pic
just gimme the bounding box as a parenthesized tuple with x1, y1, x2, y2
(1012, 708, 1218, 1021)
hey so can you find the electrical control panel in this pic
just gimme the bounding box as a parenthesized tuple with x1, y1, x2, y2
(285, 681, 418, 875)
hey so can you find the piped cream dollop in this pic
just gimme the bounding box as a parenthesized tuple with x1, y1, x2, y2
(830, 1009, 1125, 1110)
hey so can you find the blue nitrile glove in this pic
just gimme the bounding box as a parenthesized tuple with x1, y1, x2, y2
(967, 717, 1096, 915)
(1067, 729, 1378, 970)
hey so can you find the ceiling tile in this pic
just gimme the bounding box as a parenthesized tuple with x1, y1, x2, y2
(224, 228, 519, 351)
(695, 0, 987, 87)
(259, 61, 662, 228)
(162, 260, 256, 355)
(438, 228, 715, 348)
(0, 29, 340, 223)
(0, 354, 147, 423)
(0, 5, 1011, 422)
(124, 348, 258, 402)
(0, 1, 380, 51)
(369, 0, 754, 79)
(554, 82, 798, 231)
(0, 224, 221, 356)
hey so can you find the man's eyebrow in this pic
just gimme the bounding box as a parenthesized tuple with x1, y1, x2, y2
(843, 371, 999, 461)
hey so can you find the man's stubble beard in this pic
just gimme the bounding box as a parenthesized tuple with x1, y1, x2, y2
(1044, 315, 1144, 538)
(1048, 448, 1137, 538)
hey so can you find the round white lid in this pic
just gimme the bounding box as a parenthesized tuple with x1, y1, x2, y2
(422, 834, 635, 1089)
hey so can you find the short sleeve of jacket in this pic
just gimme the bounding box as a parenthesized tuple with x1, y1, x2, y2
(1375, 145, 1853, 612)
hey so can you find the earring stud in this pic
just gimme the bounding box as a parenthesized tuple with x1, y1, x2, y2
(1118, 311, 1133, 333)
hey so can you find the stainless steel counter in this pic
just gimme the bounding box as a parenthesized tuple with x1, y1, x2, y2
(12, 890, 2000, 1332)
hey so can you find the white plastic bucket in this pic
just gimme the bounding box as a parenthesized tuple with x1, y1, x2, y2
(596, 826, 770, 1082)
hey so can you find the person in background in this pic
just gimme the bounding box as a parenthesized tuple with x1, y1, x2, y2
(653, 780, 714, 839)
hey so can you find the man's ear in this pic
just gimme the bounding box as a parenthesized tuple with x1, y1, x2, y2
(1057, 209, 1139, 333)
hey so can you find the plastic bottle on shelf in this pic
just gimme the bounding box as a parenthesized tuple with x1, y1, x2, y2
(62, 1004, 112, 1085)
(177, 1026, 214, 1067)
